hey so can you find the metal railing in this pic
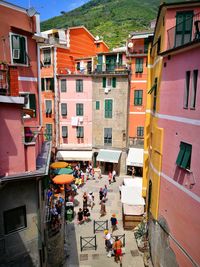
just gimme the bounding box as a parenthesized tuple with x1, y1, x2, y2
(95, 64, 129, 74)
(93, 220, 108, 234)
(167, 12, 200, 51)
(80, 235, 97, 251)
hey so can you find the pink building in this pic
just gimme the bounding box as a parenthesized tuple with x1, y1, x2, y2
(148, 2, 200, 267)
(0, 2, 52, 266)
(56, 68, 93, 165)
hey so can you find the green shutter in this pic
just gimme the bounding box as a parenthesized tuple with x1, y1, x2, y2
(181, 144, 191, 168)
(96, 101, 100, 110)
(103, 77, 106, 88)
(105, 99, 112, 118)
(29, 94, 36, 117)
(20, 36, 26, 64)
(50, 78, 54, 92)
(41, 78, 45, 91)
(112, 77, 116, 88)
(176, 143, 186, 166)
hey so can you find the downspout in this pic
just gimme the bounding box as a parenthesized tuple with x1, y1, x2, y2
(35, 13, 42, 126)
(54, 47, 59, 149)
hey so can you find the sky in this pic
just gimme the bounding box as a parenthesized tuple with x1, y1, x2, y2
(9, 0, 90, 21)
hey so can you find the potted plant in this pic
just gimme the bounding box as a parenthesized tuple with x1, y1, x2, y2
(0, 61, 7, 70)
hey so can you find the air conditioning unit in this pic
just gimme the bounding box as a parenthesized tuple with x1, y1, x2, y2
(104, 88, 109, 94)
(13, 49, 20, 59)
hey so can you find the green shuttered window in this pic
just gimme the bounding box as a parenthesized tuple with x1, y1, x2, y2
(134, 90, 143, 106)
(176, 142, 192, 169)
(45, 124, 52, 141)
(77, 126, 84, 138)
(76, 79, 83, 92)
(45, 100, 52, 114)
(62, 126, 68, 138)
(96, 101, 100, 110)
(76, 103, 84, 116)
(105, 99, 113, 118)
(11, 34, 27, 65)
(135, 58, 143, 73)
(61, 103, 67, 116)
(102, 77, 117, 88)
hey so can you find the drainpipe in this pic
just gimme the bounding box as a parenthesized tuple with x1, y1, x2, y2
(37, 43, 42, 126)
(54, 46, 59, 149)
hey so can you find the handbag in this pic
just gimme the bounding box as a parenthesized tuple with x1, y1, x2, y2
(121, 247, 126, 254)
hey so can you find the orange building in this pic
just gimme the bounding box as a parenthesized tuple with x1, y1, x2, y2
(126, 32, 153, 176)
(40, 26, 109, 152)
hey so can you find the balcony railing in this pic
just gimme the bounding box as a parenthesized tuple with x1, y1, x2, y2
(95, 64, 129, 74)
(127, 44, 148, 55)
(167, 12, 200, 51)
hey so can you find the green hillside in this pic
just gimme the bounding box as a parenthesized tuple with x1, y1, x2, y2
(41, 0, 183, 48)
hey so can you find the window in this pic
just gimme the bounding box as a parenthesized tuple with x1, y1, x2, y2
(45, 124, 52, 141)
(76, 103, 84, 116)
(62, 126, 68, 138)
(77, 126, 84, 138)
(60, 79, 67, 92)
(96, 101, 100, 110)
(176, 142, 192, 169)
(190, 69, 198, 109)
(41, 78, 54, 92)
(137, 127, 144, 137)
(135, 58, 143, 73)
(104, 128, 112, 145)
(45, 100, 52, 114)
(175, 11, 193, 47)
(4, 206, 27, 234)
(105, 99, 113, 118)
(77, 62, 80, 71)
(21, 93, 36, 118)
(43, 48, 51, 65)
(153, 78, 158, 112)
(11, 34, 27, 65)
(184, 71, 190, 108)
(61, 103, 67, 116)
(134, 90, 143, 105)
(102, 77, 117, 88)
(76, 79, 83, 92)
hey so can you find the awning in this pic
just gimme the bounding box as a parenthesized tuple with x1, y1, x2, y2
(97, 149, 121, 163)
(126, 148, 143, 167)
(56, 151, 93, 161)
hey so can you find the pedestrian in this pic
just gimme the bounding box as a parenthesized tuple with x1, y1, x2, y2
(104, 229, 113, 257)
(103, 185, 108, 200)
(99, 188, 104, 202)
(91, 168, 95, 179)
(88, 192, 94, 209)
(83, 192, 88, 208)
(77, 208, 83, 224)
(83, 206, 90, 221)
(113, 236, 123, 266)
(110, 214, 118, 233)
(86, 166, 90, 180)
(112, 169, 116, 183)
(100, 199, 106, 217)
(108, 171, 112, 184)
(132, 167, 135, 177)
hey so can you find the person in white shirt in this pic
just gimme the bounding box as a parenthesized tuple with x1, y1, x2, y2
(112, 169, 116, 182)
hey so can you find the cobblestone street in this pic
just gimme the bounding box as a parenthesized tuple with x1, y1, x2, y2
(63, 174, 144, 267)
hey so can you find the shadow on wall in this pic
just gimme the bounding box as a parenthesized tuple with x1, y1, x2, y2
(173, 166, 186, 185)
(64, 222, 79, 266)
(148, 216, 178, 267)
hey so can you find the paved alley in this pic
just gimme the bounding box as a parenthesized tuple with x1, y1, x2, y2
(63, 174, 144, 267)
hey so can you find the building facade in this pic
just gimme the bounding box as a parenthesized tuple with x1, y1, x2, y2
(0, 2, 52, 266)
(145, 1, 200, 266)
(93, 50, 129, 175)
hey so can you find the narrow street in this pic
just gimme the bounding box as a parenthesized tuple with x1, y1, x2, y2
(63, 174, 144, 267)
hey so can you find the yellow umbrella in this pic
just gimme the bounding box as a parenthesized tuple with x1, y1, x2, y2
(50, 162, 68, 169)
(52, 174, 74, 185)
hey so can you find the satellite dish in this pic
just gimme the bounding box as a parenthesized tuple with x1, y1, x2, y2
(27, 7, 37, 17)
(128, 42, 134, 48)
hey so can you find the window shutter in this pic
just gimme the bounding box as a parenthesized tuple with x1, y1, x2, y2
(29, 94, 36, 117)
(181, 144, 191, 168)
(50, 78, 54, 92)
(105, 100, 108, 117)
(103, 77, 106, 88)
(20, 36, 26, 64)
(112, 77, 116, 88)
(41, 78, 45, 91)
(139, 58, 143, 73)
(176, 143, 186, 166)
(62, 126, 68, 138)
(96, 101, 100, 110)
(61, 103, 67, 116)
(109, 100, 112, 118)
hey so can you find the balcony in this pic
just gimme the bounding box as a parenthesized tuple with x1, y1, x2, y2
(167, 12, 200, 51)
(127, 44, 148, 55)
(95, 64, 129, 74)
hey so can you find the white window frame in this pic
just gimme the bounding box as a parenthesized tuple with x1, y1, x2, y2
(43, 48, 51, 65)
(10, 32, 28, 66)
(45, 99, 52, 113)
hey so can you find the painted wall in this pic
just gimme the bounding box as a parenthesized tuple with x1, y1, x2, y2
(158, 46, 200, 266)
(0, 180, 40, 266)
(0, 103, 25, 176)
(58, 75, 92, 148)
